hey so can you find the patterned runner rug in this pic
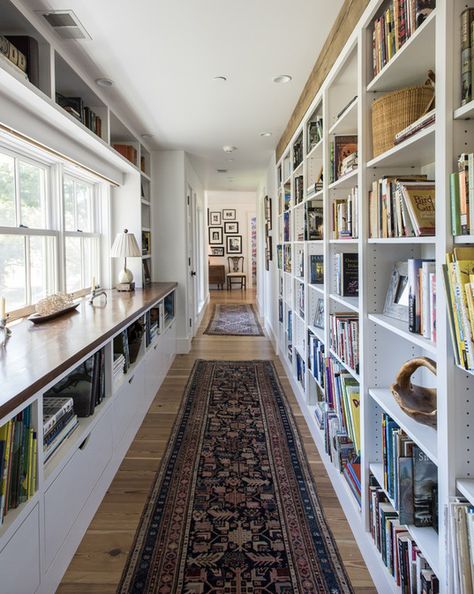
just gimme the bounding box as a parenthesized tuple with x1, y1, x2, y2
(119, 360, 353, 594)
(204, 304, 264, 336)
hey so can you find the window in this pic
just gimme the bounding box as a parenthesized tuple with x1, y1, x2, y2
(0, 144, 106, 317)
(0, 150, 56, 312)
(63, 175, 100, 294)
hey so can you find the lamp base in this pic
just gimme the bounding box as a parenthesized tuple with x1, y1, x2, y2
(117, 282, 135, 292)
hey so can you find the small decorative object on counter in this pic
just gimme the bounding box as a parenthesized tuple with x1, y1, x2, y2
(391, 357, 437, 427)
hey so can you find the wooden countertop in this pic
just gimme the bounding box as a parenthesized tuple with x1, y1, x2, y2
(0, 282, 177, 419)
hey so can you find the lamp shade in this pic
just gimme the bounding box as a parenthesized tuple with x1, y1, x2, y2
(111, 229, 141, 258)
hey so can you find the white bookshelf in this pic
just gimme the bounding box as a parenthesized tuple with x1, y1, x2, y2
(274, 1, 473, 592)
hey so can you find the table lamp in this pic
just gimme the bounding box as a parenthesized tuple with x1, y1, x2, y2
(111, 228, 141, 291)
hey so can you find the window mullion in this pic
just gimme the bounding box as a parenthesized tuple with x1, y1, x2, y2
(14, 156, 21, 227)
(24, 236, 31, 305)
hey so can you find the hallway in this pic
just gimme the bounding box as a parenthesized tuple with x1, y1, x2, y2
(58, 290, 376, 593)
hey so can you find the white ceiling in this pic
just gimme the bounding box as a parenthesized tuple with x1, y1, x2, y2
(26, 0, 343, 190)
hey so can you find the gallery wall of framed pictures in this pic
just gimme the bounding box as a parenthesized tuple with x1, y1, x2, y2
(207, 207, 242, 257)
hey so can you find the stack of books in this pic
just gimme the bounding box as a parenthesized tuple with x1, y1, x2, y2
(0, 35, 28, 80)
(294, 175, 304, 205)
(308, 116, 323, 151)
(331, 187, 358, 239)
(369, 474, 439, 591)
(56, 93, 102, 137)
(335, 253, 359, 297)
(296, 351, 305, 390)
(283, 245, 292, 273)
(45, 349, 106, 419)
(43, 397, 79, 463)
(343, 461, 361, 506)
(112, 144, 138, 166)
(369, 176, 435, 238)
(305, 202, 324, 240)
(450, 152, 474, 236)
(283, 212, 290, 242)
(330, 135, 358, 183)
(449, 498, 474, 593)
(329, 313, 359, 373)
(371, 0, 435, 77)
(461, 8, 474, 106)
(308, 333, 325, 388)
(297, 282, 304, 319)
(406, 258, 436, 340)
(0, 405, 37, 524)
(443, 247, 474, 370)
(287, 310, 293, 361)
(381, 413, 438, 529)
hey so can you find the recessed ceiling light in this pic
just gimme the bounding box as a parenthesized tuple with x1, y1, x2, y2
(213, 75, 228, 82)
(273, 75, 292, 84)
(260, 132, 272, 137)
(141, 134, 153, 140)
(222, 145, 237, 153)
(96, 77, 113, 87)
(217, 169, 227, 173)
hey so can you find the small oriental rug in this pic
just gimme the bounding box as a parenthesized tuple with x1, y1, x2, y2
(119, 360, 353, 594)
(204, 303, 264, 336)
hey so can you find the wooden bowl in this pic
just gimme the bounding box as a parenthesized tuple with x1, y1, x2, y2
(391, 357, 437, 427)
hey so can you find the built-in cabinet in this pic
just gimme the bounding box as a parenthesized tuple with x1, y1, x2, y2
(0, 286, 176, 594)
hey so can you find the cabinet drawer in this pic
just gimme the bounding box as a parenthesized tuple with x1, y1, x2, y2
(0, 505, 40, 594)
(44, 410, 113, 568)
(114, 366, 144, 441)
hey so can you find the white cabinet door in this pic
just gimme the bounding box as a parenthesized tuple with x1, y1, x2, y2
(44, 410, 113, 568)
(144, 341, 165, 409)
(113, 364, 145, 442)
(0, 505, 40, 594)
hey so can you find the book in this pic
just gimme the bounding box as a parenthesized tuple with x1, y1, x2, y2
(331, 135, 358, 182)
(310, 254, 324, 284)
(399, 182, 435, 236)
(461, 9, 474, 105)
(43, 396, 74, 435)
(413, 445, 437, 528)
(336, 252, 359, 297)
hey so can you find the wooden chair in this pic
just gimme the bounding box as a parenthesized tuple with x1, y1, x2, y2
(226, 256, 246, 290)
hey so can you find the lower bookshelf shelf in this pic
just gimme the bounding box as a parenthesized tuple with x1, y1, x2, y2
(457, 478, 474, 505)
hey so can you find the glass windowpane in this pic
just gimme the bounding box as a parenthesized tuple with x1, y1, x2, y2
(0, 153, 16, 227)
(63, 177, 75, 231)
(65, 236, 82, 293)
(0, 235, 26, 310)
(19, 161, 46, 229)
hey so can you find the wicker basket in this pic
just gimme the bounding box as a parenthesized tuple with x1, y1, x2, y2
(371, 85, 434, 157)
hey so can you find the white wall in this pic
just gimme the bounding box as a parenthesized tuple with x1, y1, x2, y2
(257, 153, 278, 348)
(206, 191, 257, 288)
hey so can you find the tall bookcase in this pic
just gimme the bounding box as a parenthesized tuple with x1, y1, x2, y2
(274, 1, 474, 591)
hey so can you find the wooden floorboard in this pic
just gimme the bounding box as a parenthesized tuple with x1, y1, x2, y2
(57, 288, 376, 594)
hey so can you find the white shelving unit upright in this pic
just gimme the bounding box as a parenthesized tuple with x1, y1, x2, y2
(274, 1, 474, 592)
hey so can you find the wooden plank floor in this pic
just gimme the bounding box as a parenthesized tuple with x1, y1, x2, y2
(58, 289, 377, 593)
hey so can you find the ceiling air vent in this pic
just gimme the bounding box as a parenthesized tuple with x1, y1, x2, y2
(41, 10, 91, 40)
(217, 169, 228, 173)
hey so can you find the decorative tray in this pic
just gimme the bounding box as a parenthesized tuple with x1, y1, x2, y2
(27, 302, 80, 324)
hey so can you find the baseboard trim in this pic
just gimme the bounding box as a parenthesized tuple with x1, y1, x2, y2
(176, 337, 192, 354)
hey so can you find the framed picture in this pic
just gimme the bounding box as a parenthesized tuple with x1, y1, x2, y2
(210, 246, 224, 256)
(223, 209, 236, 220)
(264, 195, 272, 229)
(210, 211, 222, 225)
(226, 235, 242, 254)
(383, 261, 409, 322)
(314, 298, 325, 329)
(209, 227, 223, 245)
(265, 234, 273, 262)
(224, 221, 239, 234)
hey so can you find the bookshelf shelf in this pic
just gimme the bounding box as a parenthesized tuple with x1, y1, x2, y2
(368, 314, 437, 354)
(308, 284, 324, 295)
(454, 100, 474, 120)
(305, 189, 324, 202)
(328, 169, 358, 190)
(0, 492, 40, 550)
(141, 198, 151, 206)
(366, 124, 435, 168)
(367, 236, 436, 244)
(367, 10, 436, 93)
(329, 293, 359, 312)
(453, 235, 474, 244)
(328, 98, 358, 135)
(329, 238, 359, 244)
(368, 389, 437, 464)
(457, 479, 474, 505)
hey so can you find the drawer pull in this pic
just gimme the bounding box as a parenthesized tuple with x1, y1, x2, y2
(79, 434, 91, 451)
(128, 374, 135, 384)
